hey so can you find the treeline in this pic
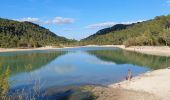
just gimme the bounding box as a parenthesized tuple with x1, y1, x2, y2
(81, 15, 170, 47)
(0, 18, 76, 48)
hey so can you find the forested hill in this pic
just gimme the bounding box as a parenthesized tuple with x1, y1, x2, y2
(0, 18, 75, 48)
(82, 24, 133, 41)
(80, 15, 170, 47)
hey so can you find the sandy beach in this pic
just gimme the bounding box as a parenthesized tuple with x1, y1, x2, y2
(76, 45, 170, 57)
(91, 86, 159, 100)
(94, 45, 170, 57)
(0, 47, 54, 53)
(118, 45, 170, 57)
(0, 46, 79, 53)
(1, 45, 170, 57)
(109, 68, 170, 100)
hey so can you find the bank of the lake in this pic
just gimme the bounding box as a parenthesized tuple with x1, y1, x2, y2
(114, 45, 170, 57)
(0, 46, 78, 53)
(109, 68, 170, 100)
(1, 45, 170, 57)
(84, 45, 170, 57)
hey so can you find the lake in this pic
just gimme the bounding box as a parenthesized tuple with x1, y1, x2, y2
(1, 47, 170, 99)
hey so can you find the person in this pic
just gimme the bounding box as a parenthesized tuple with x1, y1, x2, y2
(126, 69, 132, 81)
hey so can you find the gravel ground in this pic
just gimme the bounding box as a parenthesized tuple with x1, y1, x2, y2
(91, 86, 159, 100)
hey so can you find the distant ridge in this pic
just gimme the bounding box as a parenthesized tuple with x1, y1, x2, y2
(82, 24, 133, 41)
(81, 15, 170, 47)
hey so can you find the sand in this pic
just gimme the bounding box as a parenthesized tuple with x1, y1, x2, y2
(120, 45, 170, 57)
(0, 47, 54, 53)
(92, 86, 158, 100)
(1, 45, 170, 57)
(110, 68, 170, 100)
(83, 45, 170, 57)
(0, 46, 79, 53)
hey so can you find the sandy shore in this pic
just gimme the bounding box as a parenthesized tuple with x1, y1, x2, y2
(0, 47, 54, 53)
(78, 45, 170, 57)
(92, 45, 170, 57)
(0, 46, 80, 53)
(110, 68, 170, 100)
(1, 45, 170, 57)
(119, 45, 170, 57)
(92, 86, 158, 100)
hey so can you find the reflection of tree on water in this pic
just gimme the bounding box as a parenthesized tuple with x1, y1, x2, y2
(0, 64, 10, 99)
(0, 51, 67, 99)
(87, 50, 170, 69)
(0, 51, 67, 75)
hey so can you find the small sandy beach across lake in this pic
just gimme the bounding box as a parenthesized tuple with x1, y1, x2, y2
(79, 45, 170, 57)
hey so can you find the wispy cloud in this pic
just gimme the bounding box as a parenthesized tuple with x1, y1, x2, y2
(86, 22, 116, 29)
(87, 59, 116, 65)
(167, 0, 170, 6)
(86, 20, 144, 29)
(15, 17, 40, 22)
(15, 17, 75, 25)
(54, 65, 76, 74)
(51, 17, 75, 24)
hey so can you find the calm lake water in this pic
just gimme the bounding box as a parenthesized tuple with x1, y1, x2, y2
(1, 47, 170, 98)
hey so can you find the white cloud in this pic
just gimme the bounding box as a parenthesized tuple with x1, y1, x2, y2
(14, 17, 75, 25)
(86, 22, 117, 29)
(87, 59, 116, 65)
(54, 65, 76, 74)
(51, 17, 75, 24)
(86, 20, 144, 29)
(15, 17, 39, 22)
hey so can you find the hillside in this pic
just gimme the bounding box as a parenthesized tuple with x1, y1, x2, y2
(0, 18, 75, 48)
(83, 24, 132, 41)
(81, 15, 170, 47)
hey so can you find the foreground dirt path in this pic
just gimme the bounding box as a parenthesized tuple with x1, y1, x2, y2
(110, 69, 170, 100)
(92, 86, 158, 100)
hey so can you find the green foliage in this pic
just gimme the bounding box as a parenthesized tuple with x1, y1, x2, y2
(158, 29, 170, 46)
(0, 65, 10, 99)
(81, 15, 170, 47)
(0, 18, 75, 48)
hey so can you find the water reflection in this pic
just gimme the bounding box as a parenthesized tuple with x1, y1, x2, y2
(53, 65, 76, 74)
(0, 47, 170, 99)
(0, 50, 67, 75)
(87, 49, 170, 69)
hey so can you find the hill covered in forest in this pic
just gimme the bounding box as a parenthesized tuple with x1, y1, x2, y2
(0, 18, 75, 48)
(81, 15, 170, 47)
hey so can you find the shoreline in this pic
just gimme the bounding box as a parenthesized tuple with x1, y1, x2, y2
(88, 45, 170, 57)
(1, 45, 170, 57)
(0, 46, 82, 53)
(109, 68, 170, 100)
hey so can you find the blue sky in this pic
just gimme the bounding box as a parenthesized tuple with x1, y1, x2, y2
(1, 0, 170, 40)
